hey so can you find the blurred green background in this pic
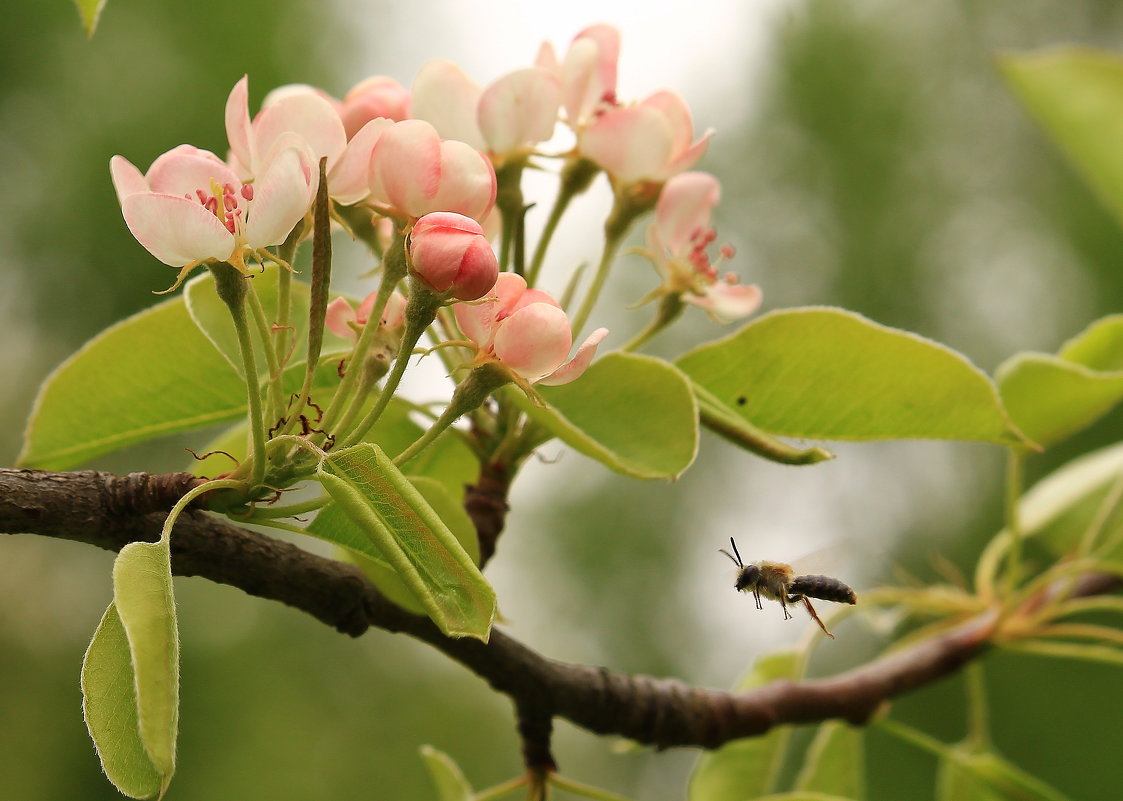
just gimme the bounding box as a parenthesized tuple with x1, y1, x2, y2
(4, 1, 1123, 799)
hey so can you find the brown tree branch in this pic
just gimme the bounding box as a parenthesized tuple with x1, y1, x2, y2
(1, 468, 1116, 752)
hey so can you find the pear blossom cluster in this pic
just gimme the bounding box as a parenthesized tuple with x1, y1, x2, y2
(110, 23, 762, 395)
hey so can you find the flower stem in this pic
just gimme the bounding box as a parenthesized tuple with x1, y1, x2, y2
(875, 717, 953, 760)
(210, 263, 267, 489)
(395, 363, 512, 467)
(337, 277, 444, 449)
(526, 157, 600, 287)
(242, 493, 331, 520)
(245, 282, 286, 427)
(569, 195, 644, 338)
(964, 662, 990, 749)
(1003, 448, 1026, 596)
(620, 294, 686, 352)
(473, 775, 528, 801)
(549, 774, 636, 801)
(318, 232, 407, 438)
(495, 160, 526, 273)
(272, 223, 303, 372)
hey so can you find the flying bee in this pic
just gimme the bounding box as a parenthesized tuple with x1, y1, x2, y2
(719, 537, 857, 639)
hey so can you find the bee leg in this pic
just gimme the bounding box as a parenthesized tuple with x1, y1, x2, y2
(798, 597, 835, 639)
(753, 590, 763, 610)
(780, 596, 792, 621)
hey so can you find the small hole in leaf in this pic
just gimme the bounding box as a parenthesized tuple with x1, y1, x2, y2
(736, 396, 747, 406)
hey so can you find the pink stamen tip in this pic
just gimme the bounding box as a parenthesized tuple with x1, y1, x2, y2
(241, 184, 254, 201)
(195, 189, 208, 203)
(720, 244, 736, 259)
(224, 195, 238, 211)
(205, 197, 219, 215)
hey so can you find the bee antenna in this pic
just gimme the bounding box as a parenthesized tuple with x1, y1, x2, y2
(720, 537, 744, 568)
(729, 537, 744, 566)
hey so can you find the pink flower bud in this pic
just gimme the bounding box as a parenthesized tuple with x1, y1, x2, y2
(369, 119, 497, 221)
(409, 212, 499, 301)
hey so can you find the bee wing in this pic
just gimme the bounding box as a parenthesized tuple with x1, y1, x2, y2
(785, 539, 888, 591)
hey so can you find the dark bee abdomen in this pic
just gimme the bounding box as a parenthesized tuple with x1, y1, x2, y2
(789, 575, 857, 605)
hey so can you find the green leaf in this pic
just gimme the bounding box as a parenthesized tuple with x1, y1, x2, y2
(366, 402, 479, 504)
(112, 541, 179, 786)
(997, 315, 1123, 449)
(1017, 441, 1123, 557)
(73, 0, 107, 37)
(418, 745, 473, 801)
(508, 352, 698, 479)
(1002, 639, 1123, 668)
(81, 604, 163, 799)
(937, 747, 1073, 801)
(676, 308, 1027, 446)
(1000, 47, 1123, 231)
(317, 443, 495, 639)
(308, 476, 480, 616)
(750, 790, 853, 795)
(688, 650, 801, 801)
(18, 294, 246, 469)
(694, 381, 834, 465)
(794, 722, 865, 799)
(19, 282, 354, 471)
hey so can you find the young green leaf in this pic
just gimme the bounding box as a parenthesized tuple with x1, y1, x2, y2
(307, 476, 480, 616)
(317, 443, 496, 640)
(746, 794, 857, 801)
(997, 315, 1123, 449)
(112, 541, 179, 786)
(1015, 441, 1123, 557)
(676, 307, 1027, 446)
(1001, 639, 1123, 668)
(688, 650, 802, 801)
(937, 746, 1073, 801)
(418, 745, 474, 801)
(365, 401, 479, 503)
(793, 722, 865, 799)
(507, 352, 698, 479)
(73, 0, 107, 37)
(82, 603, 164, 800)
(1000, 47, 1123, 231)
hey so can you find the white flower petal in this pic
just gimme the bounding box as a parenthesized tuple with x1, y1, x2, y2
(121, 193, 234, 267)
(538, 327, 608, 386)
